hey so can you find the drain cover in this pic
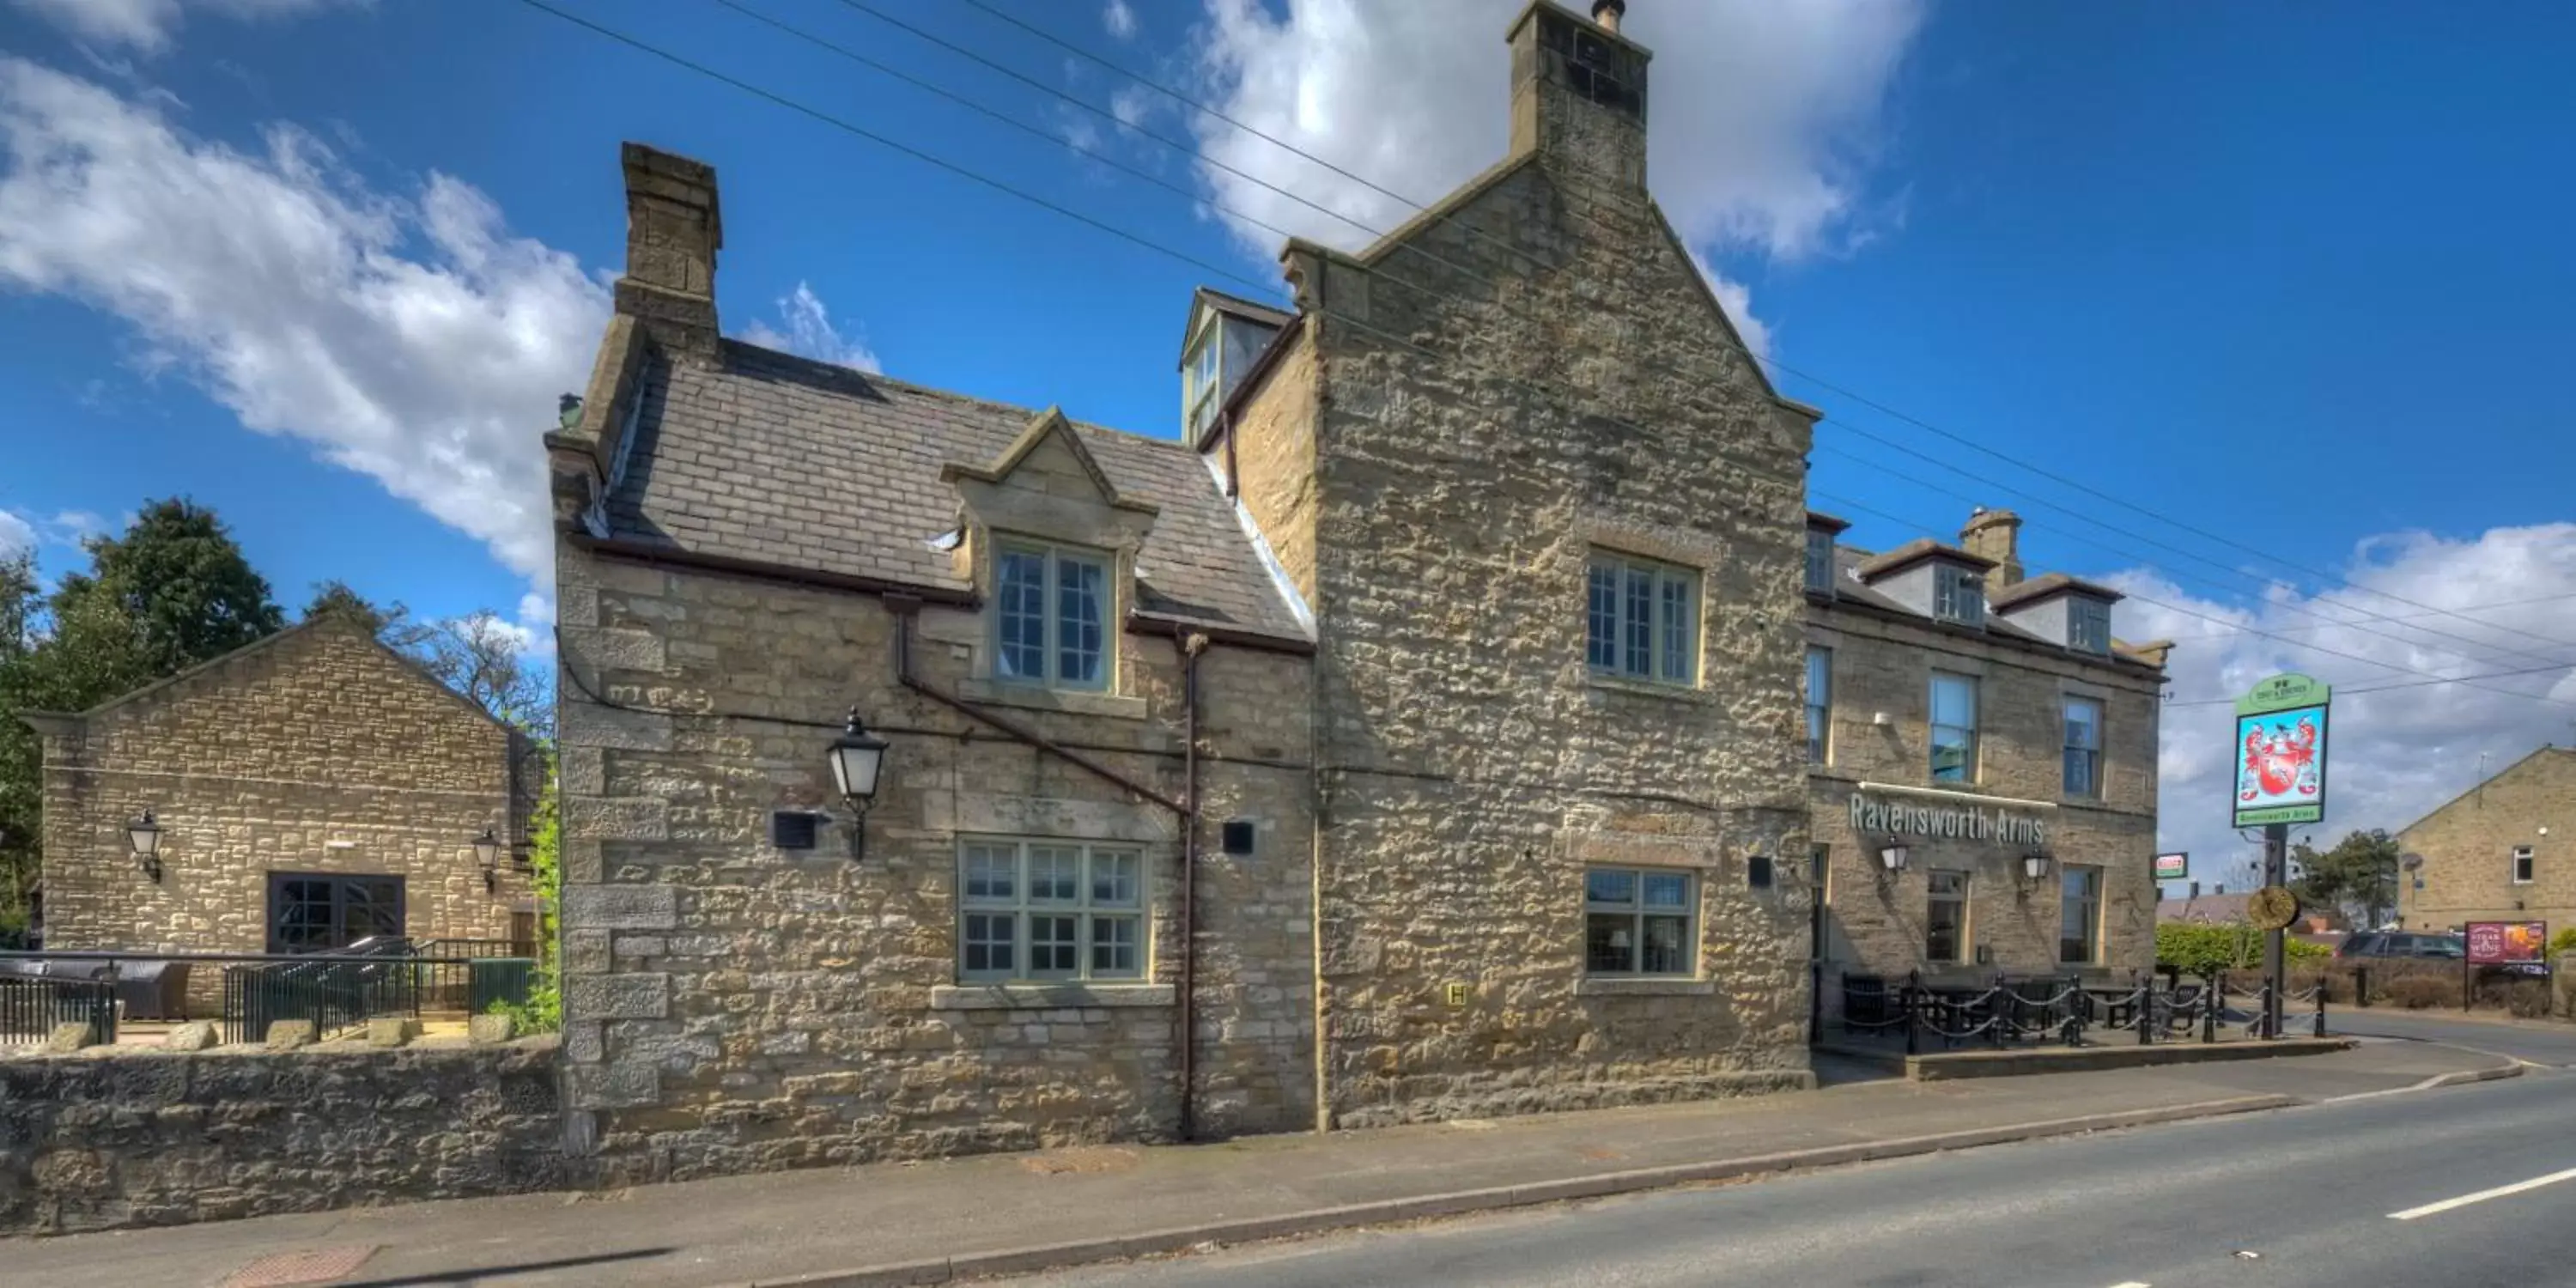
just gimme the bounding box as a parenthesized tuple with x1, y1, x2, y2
(221, 1245, 379, 1288)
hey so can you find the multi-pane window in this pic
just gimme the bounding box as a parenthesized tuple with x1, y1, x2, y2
(1586, 552, 1698, 685)
(2512, 846, 2536, 884)
(1926, 870, 1970, 964)
(2069, 596, 2112, 654)
(1182, 325, 1220, 440)
(2059, 866, 2102, 964)
(1929, 671, 1979, 783)
(2063, 697, 2104, 799)
(957, 839, 1145, 982)
(1805, 647, 1833, 764)
(995, 541, 1109, 690)
(266, 872, 404, 953)
(1583, 867, 1695, 976)
(1934, 565, 1987, 627)
(1804, 529, 1836, 594)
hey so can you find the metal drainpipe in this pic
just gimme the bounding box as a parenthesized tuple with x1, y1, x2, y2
(1177, 625, 1206, 1141)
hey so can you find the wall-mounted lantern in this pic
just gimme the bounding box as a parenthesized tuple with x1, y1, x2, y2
(1876, 840, 1911, 877)
(126, 810, 163, 883)
(827, 708, 890, 859)
(474, 826, 502, 894)
(2017, 850, 2054, 897)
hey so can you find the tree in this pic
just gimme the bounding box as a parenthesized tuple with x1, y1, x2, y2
(0, 551, 36, 662)
(303, 579, 400, 635)
(2291, 829, 2402, 929)
(50, 500, 283, 677)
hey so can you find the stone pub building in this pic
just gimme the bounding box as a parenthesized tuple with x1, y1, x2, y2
(547, 1, 2166, 1182)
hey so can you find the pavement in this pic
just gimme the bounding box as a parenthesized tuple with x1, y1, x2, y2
(0, 1037, 2519, 1288)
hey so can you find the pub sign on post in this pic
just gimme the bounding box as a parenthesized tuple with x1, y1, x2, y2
(2234, 674, 2330, 829)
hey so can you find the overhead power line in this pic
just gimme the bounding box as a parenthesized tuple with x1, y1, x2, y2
(2162, 661, 2576, 709)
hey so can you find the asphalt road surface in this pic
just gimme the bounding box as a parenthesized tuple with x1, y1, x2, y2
(1027, 1065, 2576, 1287)
(2330, 1007, 2576, 1067)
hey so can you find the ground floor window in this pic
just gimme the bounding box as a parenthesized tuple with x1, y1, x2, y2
(957, 838, 1146, 982)
(266, 872, 405, 952)
(2059, 866, 2103, 964)
(1926, 870, 1970, 963)
(1584, 867, 1696, 976)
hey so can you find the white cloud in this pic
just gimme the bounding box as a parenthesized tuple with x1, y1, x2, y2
(7, 0, 352, 57)
(1182, 0, 1923, 272)
(1690, 250, 1772, 363)
(735, 281, 882, 374)
(2109, 523, 2576, 881)
(0, 511, 33, 560)
(1103, 0, 1138, 41)
(0, 58, 604, 590)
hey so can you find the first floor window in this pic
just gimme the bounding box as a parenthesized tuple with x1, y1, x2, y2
(958, 838, 1145, 981)
(2063, 696, 2104, 799)
(2060, 866, 2102, 964)
(1586, 552, 1698, 685)
(994, 541, 1110, 690)
(1926, 870, 1970, 963)
(266, 872, 404, 953)
(1806, 647, 1833, 764)
(1930, 671, 1979, 783)
(1584, 866, 1696, 976)
(2512, 846, 2536, 884)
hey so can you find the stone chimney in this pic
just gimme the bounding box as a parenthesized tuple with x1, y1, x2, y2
(614, 142, 723, 364)
(1508, 0, 1651, 188)
(1959, 507, 2024, 590)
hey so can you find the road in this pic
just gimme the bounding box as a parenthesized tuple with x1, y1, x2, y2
(2330, 1007, 2576, 1067)
(1027, 1056, 2576, 1286)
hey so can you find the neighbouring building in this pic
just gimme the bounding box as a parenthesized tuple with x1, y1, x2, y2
(549, 0, 1827, 1182)
(2155, 890, 2254, 925)
(1804, 507, 2170, 993)
(19, 616, 538, 1005)
(2395, 745, 2573, 933)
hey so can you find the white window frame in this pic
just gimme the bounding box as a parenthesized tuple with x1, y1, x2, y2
(1182, 317, 1221, 441)
(1804, 529, 1836, 595)
(957, 837, 1147, 983)
(1926, 869, 1971, 964)
(1586, 551, 1700, 686)
(1583, 866, 1697, 978)
(2069, 596, 2112, 654)
(1806, 646, 1833, 765)
(1934, 564, 1987, 628)
(2060, 866, 2103, 965)
(1929, 671, 1980, 784)
(2512, 846, 2536, 885)
(992, 538, 1114, 692)
(2063, 696, 2105, 799)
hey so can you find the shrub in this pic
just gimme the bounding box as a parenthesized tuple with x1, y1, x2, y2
(2550, 927, 2576, 963)
(2156, 922, 2332, 976)
(486, 750, 560, 1034)
(2384, 976, 2453, 1010)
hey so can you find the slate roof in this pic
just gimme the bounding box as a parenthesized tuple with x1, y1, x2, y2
(1990, 571, 2125, 611)
(604, 341, 1309, 642)
(1856, 538, 1994, 580)
(2155, 892, 2255, 924)
(1822, 548, 2148, 661)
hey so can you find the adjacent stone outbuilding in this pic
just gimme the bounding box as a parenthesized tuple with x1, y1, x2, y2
(2397, 745, 2573, 933)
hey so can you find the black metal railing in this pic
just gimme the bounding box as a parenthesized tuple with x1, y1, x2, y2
(3, 946, 537, 1048)
(0, 974, 118, 1047)
(1829, 968, 2323, 1055)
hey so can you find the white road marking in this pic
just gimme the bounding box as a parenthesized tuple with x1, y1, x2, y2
(2389, 1166, 2576, 1220)
(2107, 1281, 2151, 1287)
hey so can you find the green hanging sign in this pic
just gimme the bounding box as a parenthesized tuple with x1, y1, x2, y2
(2233, 673, 2330, 828)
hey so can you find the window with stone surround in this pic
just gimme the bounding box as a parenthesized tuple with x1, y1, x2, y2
(957, 838, 1145, 982)
(993, 539, 1110, 691)
(2069, 596, 2112, 654)
(266, 872, 404, 953)
(2060, 866, 2103, 965)
(2513, 846, 2536, 884)
(1929, 671, 1980, 784)
(1934, 564, 1987, 628)
(1586, 551, 1698, 685)
(1583, 866, 1695, 977)
(1806, 647, 1833, 764)
(1926, 870, 1970, 964)
(2063, 696, 2104, 799)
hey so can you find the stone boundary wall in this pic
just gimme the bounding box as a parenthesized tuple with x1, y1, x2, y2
(0, 1037, 563, 1236)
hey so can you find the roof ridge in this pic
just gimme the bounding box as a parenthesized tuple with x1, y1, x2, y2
(722, 338, 1195, 457)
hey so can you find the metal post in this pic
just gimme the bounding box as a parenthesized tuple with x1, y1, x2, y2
(2137, 972, 2152, 1046)
(1905, 968, 1922, 1057)
(1808, 958, 1823, 1048)
(2263, 823, 2288, 1042)
(2206, 970, 2223, 1043)
(2356, 966, 2371, 1009)
(2313, 981, 2327, 1038)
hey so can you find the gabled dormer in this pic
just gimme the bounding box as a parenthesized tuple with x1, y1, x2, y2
(1804, 510, 1851, 597)
(941, 408, 1158, 697)
(1855, 539, 1996, 629)
(1179, 287, 1291, 447)
(1991, 574, 2123, 656)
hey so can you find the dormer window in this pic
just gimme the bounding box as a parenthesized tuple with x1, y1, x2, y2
(1804, 529, 1835, 594)
(1177, 289, 1289, 445)
(1934, 565, 1986, 628)
(995, 539, 1111, 690)
(1183, 321, 1222, 442)
(2069, 596, 2111, 654)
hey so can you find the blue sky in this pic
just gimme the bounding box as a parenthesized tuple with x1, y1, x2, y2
(3, 0, 2573, 873)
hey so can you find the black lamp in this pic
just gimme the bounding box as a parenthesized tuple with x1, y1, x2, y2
(474, 826, 502, 894)
(1876, 840, 1911, 875)
(828, 708, 890, 858)
(126, 810, 163, 883)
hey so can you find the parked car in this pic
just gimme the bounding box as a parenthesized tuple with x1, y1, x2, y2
(2336, 931, 2466, 960)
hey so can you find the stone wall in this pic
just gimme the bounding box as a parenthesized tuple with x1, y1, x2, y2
(554, 543, 1317, 1182)
(32, 619, 534, 1003)
(2397, 747, 2574, 933)
(1286, 5, 1819, 1127)
(1225, 325, 1321, 605)
(0, 1038, 562, 1236)
(1807, 602, 2163, 982)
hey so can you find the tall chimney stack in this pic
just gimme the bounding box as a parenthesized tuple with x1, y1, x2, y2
(1959, 507, 2025, 590)
(1508, 1, 1652, 188)
(615, 142, 724, 365)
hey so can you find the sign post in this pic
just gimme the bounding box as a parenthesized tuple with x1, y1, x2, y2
(2235, 674, 2331, 1039)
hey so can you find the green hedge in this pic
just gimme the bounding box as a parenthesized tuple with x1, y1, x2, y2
(2156, 922, 2332, 975)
